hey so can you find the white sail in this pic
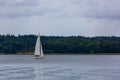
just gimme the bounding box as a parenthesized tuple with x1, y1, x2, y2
(34, 34, 43, 59)
(40, 42, 43, 57)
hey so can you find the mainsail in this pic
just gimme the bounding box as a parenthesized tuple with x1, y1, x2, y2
(34, 34, 43, 59)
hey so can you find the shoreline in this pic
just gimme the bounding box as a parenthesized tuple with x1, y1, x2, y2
(0, 53, 120, 55)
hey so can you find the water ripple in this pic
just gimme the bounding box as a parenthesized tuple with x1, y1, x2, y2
(0, 63, 120, 80)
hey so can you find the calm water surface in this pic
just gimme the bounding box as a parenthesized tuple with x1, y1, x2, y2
(0, 55, 120, 80)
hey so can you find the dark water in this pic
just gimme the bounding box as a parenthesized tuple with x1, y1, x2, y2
(0, 55, 120, 80)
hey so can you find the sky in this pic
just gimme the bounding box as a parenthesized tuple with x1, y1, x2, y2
(0, 0, 120, 36)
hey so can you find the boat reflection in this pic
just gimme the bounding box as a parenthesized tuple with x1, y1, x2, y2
(34, 65, 43, 80)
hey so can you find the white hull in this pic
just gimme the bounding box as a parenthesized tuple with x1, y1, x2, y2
(34, 56, 43, 59)
(34, 55, 43, 59)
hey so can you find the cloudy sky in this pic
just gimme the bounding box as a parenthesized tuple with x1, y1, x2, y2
(0, 0, 120, 36)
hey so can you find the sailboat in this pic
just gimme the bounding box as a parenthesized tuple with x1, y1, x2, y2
(34, 33, 43, 59)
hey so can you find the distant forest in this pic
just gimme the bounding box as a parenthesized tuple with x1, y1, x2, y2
(0, 34, 120, 54)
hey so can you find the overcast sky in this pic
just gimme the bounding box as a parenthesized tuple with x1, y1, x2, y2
(0, 0, 120, 36)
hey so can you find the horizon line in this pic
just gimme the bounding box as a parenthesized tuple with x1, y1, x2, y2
(0, 33, 120, 37)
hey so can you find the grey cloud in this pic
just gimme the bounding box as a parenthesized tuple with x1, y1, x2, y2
(0, 0, 120, 37)
(0, 0, 120, 20)
(0, 0, 39, 7)
(13, 0, 39, 7)
(0, 1, 6, 6)
(0, 0, 61, 18)
(0, 7, 59, 18)
(81, 0, 120, 20)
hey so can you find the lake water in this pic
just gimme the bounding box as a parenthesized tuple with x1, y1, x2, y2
(0, 55, 120, 80)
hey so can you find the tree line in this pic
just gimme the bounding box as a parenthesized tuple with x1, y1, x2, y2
(0, 34, 120, 54)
